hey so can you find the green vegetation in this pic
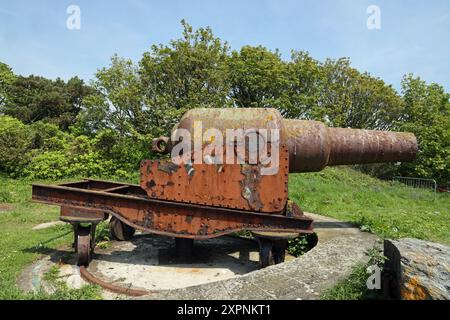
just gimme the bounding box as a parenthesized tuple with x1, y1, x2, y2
(0, 20, 448, 300)
(0, 116, 149, 179)
(0, 166, 447, 299)
(287, 233, 318, 257)
(0, 21, 448, 185)
(321, 248, 387, 300)
(321, 263, 380, 300)
(289, 167, 449, 245)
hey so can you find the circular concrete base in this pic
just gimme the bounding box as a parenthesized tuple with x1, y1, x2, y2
(18, 213, 381, 300)
(18, 233, 296, 298)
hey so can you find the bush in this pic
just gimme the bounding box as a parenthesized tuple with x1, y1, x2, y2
(0, 116, 32, 176)
(24, 138, 120, 180)
(0, 115, 150, 180)
(287, 233, 318, 257)
(29, 121, 67, 150)
(24, 151, 71, 180)
(94, 129, 152, 171)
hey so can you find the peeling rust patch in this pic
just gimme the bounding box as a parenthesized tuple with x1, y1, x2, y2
(184, 164, 195, 177)
(140, 153, 289, 213)
(146, 162, 152, 175)
(146, 180, 156, 189)
(157, 162, 179, 175)
(240, 164, 263, 211)
(143, 210, 153, 228)
(286, 200, 303, 217)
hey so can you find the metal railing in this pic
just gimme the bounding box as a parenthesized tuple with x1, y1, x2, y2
(392, 176, 437, 192)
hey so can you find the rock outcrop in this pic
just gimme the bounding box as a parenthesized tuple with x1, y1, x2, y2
(384, 238, 449, 300)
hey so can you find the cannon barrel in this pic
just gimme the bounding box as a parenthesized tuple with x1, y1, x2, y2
(284, 119, 418, 172)
(166, 108, 418, 173)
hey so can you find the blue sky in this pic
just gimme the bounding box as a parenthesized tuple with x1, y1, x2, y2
(1, 0, 449, 92)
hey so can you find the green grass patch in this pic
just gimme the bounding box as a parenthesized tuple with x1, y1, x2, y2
(320, 263, 381, 300)
(0, 174, 137, 299)
(321, 248, 387, 300)
(289, 167, 449, 245)
(0, 167, 448, 299)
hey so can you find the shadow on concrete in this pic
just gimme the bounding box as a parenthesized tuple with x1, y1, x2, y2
(92, 234, 260, 275)
(22, 233, 262, 275)
(313, 221, 359, 229)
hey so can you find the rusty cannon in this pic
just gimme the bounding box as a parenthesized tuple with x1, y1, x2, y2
(32, 108, 418, 268)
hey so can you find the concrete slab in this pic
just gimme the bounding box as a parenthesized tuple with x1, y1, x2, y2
(87, 235, 279, 292)
(18, 213, 380, 300)
(139, 213, 380, 300)
(32, 221, 65, 230)
(19, 234, 296, 299)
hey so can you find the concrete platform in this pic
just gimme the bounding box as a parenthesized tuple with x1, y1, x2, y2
(140, 213, 380, 299)
(18, 233, 296, 299)
(18, 213, 380, 300)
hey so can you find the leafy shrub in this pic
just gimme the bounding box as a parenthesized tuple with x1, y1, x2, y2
(0, 115, 149, 180)
(287, 233, 318, 257)
(24, 151, 70, 180)
(29, 121, 67, 150)
(24, 148, 119, 180)
(94, 129, 151, 171)
(0, 116, 32, 176)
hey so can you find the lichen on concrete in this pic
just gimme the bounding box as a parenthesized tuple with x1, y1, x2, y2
(384, 238, 450, 300)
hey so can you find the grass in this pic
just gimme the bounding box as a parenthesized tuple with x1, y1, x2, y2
(289, 167, 449, 245)
(0, 167, 448, 299)
(0, 175, 135, 300)
(289, 167, 449, 300)
(320, 263, 380, 300)
(321, 248, 387, 300)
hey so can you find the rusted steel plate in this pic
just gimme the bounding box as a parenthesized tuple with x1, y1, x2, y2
(32, 183, 313, 239)
(140, 146, 289, 213)
(60, 206, 107, 223)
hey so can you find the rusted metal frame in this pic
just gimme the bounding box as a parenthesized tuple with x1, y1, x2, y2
(140, 160, 289, 213)
(60, 180, 124, 191)
(102, 185, 133, 193)
(84, 179, 148, 196)
(60, 206, 107, 223)
(32, 184, 313, 240)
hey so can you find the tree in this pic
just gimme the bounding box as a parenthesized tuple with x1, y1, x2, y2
(228, 45, 289, 112)
(316, 58, 403, 130)
(89, 55, 146, 135)
(285, 51, 322, 119)
(1, 74, 93, 130)
(140, 20, 231, 136)
(396, 75, 449, 186)
(0, 62, 15, 108)
(85, 21, 232, 138)
(0, 116, 32, 175)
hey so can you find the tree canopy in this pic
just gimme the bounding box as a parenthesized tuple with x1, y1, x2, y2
(0, 21, 448, 186)
(0, 74, 93, 130)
